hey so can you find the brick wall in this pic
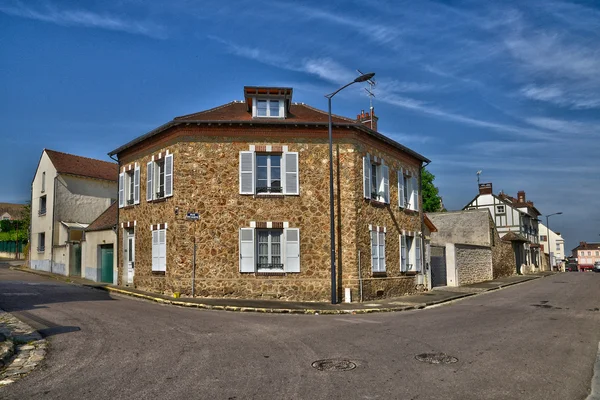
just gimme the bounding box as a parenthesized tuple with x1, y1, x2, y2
(455, 244, 493, 285)
(117, 124, 423, 301)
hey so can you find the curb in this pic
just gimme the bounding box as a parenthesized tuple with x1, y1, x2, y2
(10, 266, 549, 315)
(0, 339, 14, 367)
(0, 310, 48, 386)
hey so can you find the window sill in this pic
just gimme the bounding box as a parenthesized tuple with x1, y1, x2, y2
(256, 193, 285, 199)
(151, 271, 166, 276)
(404, 271, 418, 276)
(371, 271, 387, 278)
(256, 271, 286, 276)
(368, 199, 388, 208)
(148, 197, 167, 203)
(122, 204, 136, 210)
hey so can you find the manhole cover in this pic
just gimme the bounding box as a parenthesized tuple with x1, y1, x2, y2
(415, 353, 458, 364)
(312, 359, 357, 371)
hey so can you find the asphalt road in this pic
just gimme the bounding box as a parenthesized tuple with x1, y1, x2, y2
(0, 265, 599, 400)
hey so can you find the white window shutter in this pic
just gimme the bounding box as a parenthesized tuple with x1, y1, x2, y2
(363, 154, 371, 199)
(412, 176, 419, 211)
(239, 228, 255, 272)
(382, 165, 389, 204)
(284, 152, 299, 195)
(285, 228, 300, 272)
(152, 230, 158, 271)
(239, 152, 254, 195)
(371, 230, 377, 271)
(118, 172, 124, 208)
(416, 238, 422, 271)
(400, 235, 407, 272)
(159, 229, 167, 271)
(164, 154, 173, 198)
(146, 161, 153, 202)
(134, 165, 140, 205)
(380, 231, 386, 271)
(398, 168, 405, 208)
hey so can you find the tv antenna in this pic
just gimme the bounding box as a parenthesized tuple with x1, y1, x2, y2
(357, 69, 376, 128)
(476, 170, 482, 185)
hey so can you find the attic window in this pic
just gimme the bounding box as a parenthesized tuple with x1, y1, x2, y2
(254, 99, 282, 118)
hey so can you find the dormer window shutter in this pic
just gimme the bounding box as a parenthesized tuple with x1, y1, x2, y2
(164, 153, 173, 198)
(146, 161, 153, 201)
(133, 164, 140, 205)
(283, 152, 299, 195)
(239, 151, 255, 194)
(398, 168, 405, 208)
(413, 176, 419, 211)
(363, 154, 371, 199)
(118, 172, 124, 208)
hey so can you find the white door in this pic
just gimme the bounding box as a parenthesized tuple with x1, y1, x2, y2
(126, 231, 135, 284)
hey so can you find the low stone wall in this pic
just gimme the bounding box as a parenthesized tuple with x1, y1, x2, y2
(455, 244, 493, 285)
(361, 276, 418, 301)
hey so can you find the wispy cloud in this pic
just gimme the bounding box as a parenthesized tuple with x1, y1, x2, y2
(0, 2, 166, 38)
(525, 117, 600, 136)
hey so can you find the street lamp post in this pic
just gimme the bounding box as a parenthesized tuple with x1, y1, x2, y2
(546, 212, 563, 271)
(325, 72, 375, 304)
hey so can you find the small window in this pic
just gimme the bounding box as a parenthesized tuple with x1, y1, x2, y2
(496, 205, 505, 214)
(38, 232, 45, 252)
(39, 195, 47, 216)
(155, 160, 165, 198)
(371, 163, 379, 199)
(257, 229, 283, 271)
(557, 243, 561, 251)
(255, 99, 281, 118)
(41, 171, 46, 193)
(126, 170, 135, 205)
(588, 251, 592, 256)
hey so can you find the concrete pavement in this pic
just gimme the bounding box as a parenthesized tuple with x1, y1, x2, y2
(9, 264, 553, 313)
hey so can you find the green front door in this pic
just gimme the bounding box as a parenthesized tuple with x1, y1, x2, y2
(100, 245, 114, 283)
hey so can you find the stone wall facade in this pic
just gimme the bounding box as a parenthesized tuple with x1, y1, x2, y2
(455, 244, 493, 285)
(492, 238, 515, 278)
(116, 123, 424, 302)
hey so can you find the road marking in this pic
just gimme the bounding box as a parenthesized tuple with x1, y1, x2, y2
(334, 318, 382, 324)
(587, 342, 600, 400)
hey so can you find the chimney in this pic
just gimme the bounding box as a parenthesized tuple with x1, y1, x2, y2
(580, 241, 587, 247)
(478, 182, 493, 195)
(517, 190, 525, 203)
(357, 107, 378, 131)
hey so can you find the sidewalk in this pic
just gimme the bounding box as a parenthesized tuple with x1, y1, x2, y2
(7, 264, 555, 315)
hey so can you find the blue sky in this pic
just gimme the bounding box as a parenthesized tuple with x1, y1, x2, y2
(1, 0, 599, 250)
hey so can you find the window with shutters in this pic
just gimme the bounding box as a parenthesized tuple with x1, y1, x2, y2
(239, 150, 298, 195)
(371, 228, 386, 273)
(401, 235, 422, 272)
(146, 153, 173, 202)
(363, 154, 389, 204)
(239, 226, 300, 273)
(119, 164, 140, 208)
(152, 228, 167, 272)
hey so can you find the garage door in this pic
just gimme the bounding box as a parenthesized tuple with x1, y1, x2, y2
(430, 246, 446, 287)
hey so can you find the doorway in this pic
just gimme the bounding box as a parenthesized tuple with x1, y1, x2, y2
(100, 244, 114, 283)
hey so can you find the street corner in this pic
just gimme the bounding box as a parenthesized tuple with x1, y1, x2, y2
(0, 311, 47, 387)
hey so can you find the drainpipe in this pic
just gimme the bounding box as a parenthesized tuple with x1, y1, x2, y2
(50, 175, 58, 274)
(109, 153, 120, 285)
(420, 160, 431, 287)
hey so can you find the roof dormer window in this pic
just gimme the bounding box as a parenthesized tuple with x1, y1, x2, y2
(255, 99, 282, 118)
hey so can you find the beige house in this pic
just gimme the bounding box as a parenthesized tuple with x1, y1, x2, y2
(0, 203, 26, 221)
(539, 222, 565, 269)
(29, 149, 118, 275)
(108, 86, 431, 302)
(82, 203, 117, 283)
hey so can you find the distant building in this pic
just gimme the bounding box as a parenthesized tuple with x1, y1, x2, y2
(30, 149, 118, 276)
(538, 222, 565, 268)
(464, 183, 542, 273)
(0, 203, 26, 222)
(572, 242, 600, 271)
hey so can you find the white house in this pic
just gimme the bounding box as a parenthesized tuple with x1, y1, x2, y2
(30, 149, 118, 275)
(464, 183, 542, 274)
(539, 222, 565, 269)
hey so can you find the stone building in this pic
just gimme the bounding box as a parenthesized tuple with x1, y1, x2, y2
(108, 86, 430, 302)
(428, 209, 514, 287)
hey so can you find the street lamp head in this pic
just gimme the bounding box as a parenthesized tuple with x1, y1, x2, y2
(354, 72, 375, 83)
(556, 212, 563, 215)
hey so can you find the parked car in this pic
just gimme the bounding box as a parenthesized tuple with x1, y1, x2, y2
(566, 264, 579, 272)
(593, 262, 600, 273)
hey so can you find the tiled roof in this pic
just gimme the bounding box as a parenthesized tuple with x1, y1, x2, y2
(86, 203, 117, 232)
(174, 102, 356, 124)
(109, 99, 430, 163)
(573, 242, 600, 251)
(0, 203, 26, 219)
(46, 149, 118, 182)
(497, 193, 541, 216)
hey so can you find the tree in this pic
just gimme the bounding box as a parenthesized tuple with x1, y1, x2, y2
(421, 168, 443, 212)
